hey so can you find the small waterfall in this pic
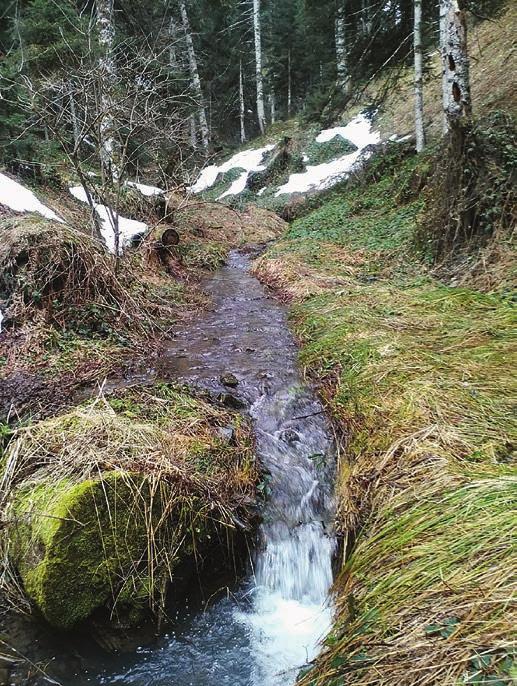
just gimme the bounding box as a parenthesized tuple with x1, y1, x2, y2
(239, 387, 336, 685)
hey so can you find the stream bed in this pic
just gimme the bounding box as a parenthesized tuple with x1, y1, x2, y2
(5, 251, 336, 686)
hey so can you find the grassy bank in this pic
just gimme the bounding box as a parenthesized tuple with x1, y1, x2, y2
(1, 383, 257, 629)
(253, 140, 516, 684)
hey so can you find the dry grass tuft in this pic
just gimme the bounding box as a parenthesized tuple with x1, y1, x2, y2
(0, 384, 257, 622)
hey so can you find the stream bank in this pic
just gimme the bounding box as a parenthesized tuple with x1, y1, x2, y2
(253, 141, 516, 685)
(1, 250, 337, 686)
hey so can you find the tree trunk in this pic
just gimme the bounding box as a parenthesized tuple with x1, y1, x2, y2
(335, 3, 350, 95)
(253, 0, 266, 135)
(179, 0, 209, 150)
(287, 49, 292, 117)
(189, 115, 197, 148)
(168, 17, 179, 72)
(95, 0, 117, 181)
(414, 0, 425, 152)
(239, 59, 247, 143)
(270, 89, 276, 124)
(361, 0, 373, 34)
(68, 81, 80, 151)
(440, 0, 472, 133)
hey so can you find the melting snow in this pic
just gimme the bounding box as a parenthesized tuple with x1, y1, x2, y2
(315, 113, 378, 149)
(276, 113, 380, 196)
(70, 185, 147, 254)
(127, 181, 164, 197)
(0, 172, 64, 223)
(189, 145, 275, 195)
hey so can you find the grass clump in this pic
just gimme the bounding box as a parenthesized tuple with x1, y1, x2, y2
(254, 138, 516, 685)
(0, 383, 257, 629)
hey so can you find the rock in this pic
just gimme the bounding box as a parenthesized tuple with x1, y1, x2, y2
(220, 373, 239, 388)
(218, 393, 246, 410)
(217, 426, 235, 444)
(11, 473, 165, 630)
(281, 429, 301, 444)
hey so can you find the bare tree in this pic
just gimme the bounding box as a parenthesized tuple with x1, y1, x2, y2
(95, 0, 118, 180)
(253, 0, 266, 135)
(440, 0, 472, 133)
(336, 2, 351, 95)
(239, 59, 247, 143)
(179, 0, 209, 150)
(414, 0, 425, 151)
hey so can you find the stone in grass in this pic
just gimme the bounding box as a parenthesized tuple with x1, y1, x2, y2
(220, 373, 239, 388)
(11, 472, 172, 631)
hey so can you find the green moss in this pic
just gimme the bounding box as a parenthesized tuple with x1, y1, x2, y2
(177, 241, 228, 270)
(13, 472, 161, 629)
(305, 136, 357, 164)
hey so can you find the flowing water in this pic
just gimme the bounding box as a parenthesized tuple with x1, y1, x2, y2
(6, 251, 336, 686)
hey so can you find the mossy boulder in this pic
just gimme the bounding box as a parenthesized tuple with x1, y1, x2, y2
(12, 472, 168, 630)
(3, 384, 258, 631)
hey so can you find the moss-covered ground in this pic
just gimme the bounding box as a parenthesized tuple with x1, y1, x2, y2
(3, 383, 257, 630)
(253, 141, 516, 685)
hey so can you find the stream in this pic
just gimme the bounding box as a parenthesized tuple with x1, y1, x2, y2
(6, 251, 336, 686)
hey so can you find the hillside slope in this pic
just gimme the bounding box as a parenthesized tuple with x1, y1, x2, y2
(362, 3, 517, 139)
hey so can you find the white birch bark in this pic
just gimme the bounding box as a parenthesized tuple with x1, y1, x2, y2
(270, 89, 276, 124)
(253, 0, 266, 135)
(440, 0, 472, 132)
(168, 17, 179, 72)
(414, 0, 425, 151)
(95, 0, 117, 181)
(190, 115, 197, 148)
(179, 0, 209, 150)
(335, 3, 350, 95)
(287, 49, 292, 117)
(361, 0, 373, 34)
(239, 59, 247, 143)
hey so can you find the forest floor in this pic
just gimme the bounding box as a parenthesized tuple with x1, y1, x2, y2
(253, 140, 516, 684)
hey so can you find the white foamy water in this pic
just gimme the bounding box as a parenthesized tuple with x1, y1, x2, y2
(237, 387, 336, 685)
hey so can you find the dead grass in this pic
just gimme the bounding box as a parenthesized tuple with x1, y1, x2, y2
(349, 3, 517, 140)
(166, 192, 287, 249)
(0, 383, 257, 622)
(254, 136, 516, 684)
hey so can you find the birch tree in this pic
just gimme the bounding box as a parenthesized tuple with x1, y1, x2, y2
(179, 0, 209, 150)
(239, 59, 247, 143)
(95, 0, 117, 181)
(335, 2, 350, 95)
(253, 0, 266, 135)
(439, 0, 472, 133)
(414, 0, 425, 151)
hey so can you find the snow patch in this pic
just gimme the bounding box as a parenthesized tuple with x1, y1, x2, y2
(315, 113, 379, 149)
(276, 113, 380, 196)
(70, 185, 147, 254)
(189, 145, 274, 195)
(127, 181, 164, 197)
(0, 172, 64, 223)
